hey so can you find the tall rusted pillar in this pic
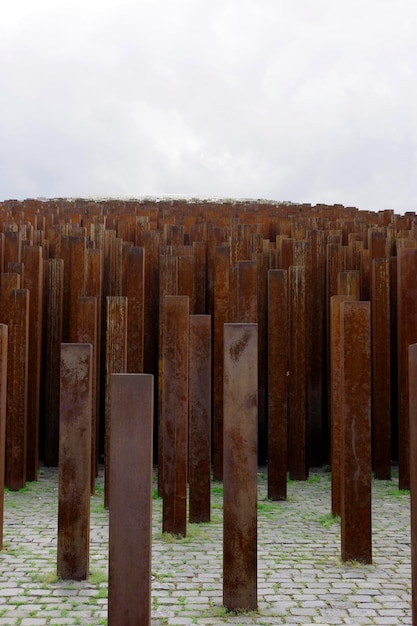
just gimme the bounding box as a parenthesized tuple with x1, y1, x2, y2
(108, 374, 153, 626)
(340, 301, 372, 564)
(122, 246, 145, 373)
(371, 257, 391, 479)
(57, 343, 92, 580)
(267, 269, 288, 500)
(397, 248, 417, 490)
(0, 325, 7, 549)
(162, 295, 189, 536)
(6, 289, 29, 491)
(409, 343, 417, 626)
(188, 315, 211, 523)
(288, 265, 307, 480)
(223, 323, 258, 611)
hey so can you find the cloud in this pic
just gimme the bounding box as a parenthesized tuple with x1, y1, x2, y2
(1, 0, 417, 212)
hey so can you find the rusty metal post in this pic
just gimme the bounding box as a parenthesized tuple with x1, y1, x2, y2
(57, 343, 92, 580)
(104, 296, 128, 508)
(340, 301, 372, 564)
(397, 248, 417, 489)
(223, 323, 258, 611)
(42, 259, 64, 467)
(409, 343, 417, 626)
(288, 265, 307, 480)
(371, 257, 391, 479)
(189, 315, 211, 523)
(5, 289, 29, 491)
(108, 373, 153, 626)
(22, 245, 43, 482)
(0, 325, 7, 548)
(213, 246, 230, 480)
(337, 270, 361, 300)
(122, 246, 145, 373)
(330, 295, 354, 517)
(267, 269, 288, 500)
(162, 295, 189, 536)
(237, 260, 258, 323)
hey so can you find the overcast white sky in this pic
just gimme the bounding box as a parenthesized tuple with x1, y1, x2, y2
(1, 1, 417, 213)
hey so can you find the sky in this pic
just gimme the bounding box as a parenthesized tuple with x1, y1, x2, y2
(1, 0, 417, 213)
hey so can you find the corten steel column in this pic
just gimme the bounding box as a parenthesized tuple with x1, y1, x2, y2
(390, 256, 399, 463)
(3, 231, 21, 268)
(267, 270, 288, 500)
(337, 270, 361, 300)
(104, 296, 128, 508)
(223, 323, 258, 611)
(76, 297, 98, 493)
(397, 248, 417, 490)
(340, 301, 372, 564)
(42, 259, 64, 467)
(62, 236, 87, 343)
(178, 253, 196, 314)
(288, 265, 308, 480)
(371, 258, 391, 479)
(108, 374, 153, 626)
(0, 273, 21, 323)
(22, 245, 43, 482)
(193, 242, 207, 315)
(330, 295, 354, 517)
(409, 343, 417, 626)
(162, 295, 189, 536)
(237, 260, 258, 324)
(189, 315, 211, 523)
(213, 246, 230, 480)
(122, 246, 145, 373)
(57, 343, 92, 580)
(5, 289, 29, 491)
(0, 325, 7, 548)
(142, 229, 160, 376)
(360, 249, 371, 302)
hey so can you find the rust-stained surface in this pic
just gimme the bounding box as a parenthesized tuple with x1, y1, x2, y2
(330, 295, 354, 516)
(5, 289, 29, 491)
(340, 301, 372, 564)
(371, 257, 391, 479)
(188, 315, 211, 524)
(162, 295, 189, 536)
(337, 269, 360, 300)
(58, 343, 92, 580)
(237, 260, 258, 323)
(108, 373, 153, 626)
(288, 265, 307, 480)
(223, 323, 258, 611)
(0, 324, 7, 548)
(267, 269, 288, 500)
(122, 245, 145, 373)
(408, 343, 417, 626)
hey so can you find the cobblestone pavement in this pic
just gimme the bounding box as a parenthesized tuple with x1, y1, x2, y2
(0, 465, 412, 625)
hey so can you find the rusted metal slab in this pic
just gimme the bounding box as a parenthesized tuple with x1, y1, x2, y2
(337, 270, 360, 300)
(340, 301, 372, 564)
(0, 325, 7, 548)
(223, 323, 258, 611)
(22, 245, 43, 482)
(192, 242, 207, 315)
(397, 248, 417, 490)
(288, 265, 307, 480)
(57, 343, 92, 580)
(108, 373, 153, 626)
(409, 343, 417, 626)
(330, 295, 354, 517)
(42, 259, 64, 467)
(213, 245, 230, 481)
(122, 245, 145, 373)
(267, 269, 288, 500)
(238, 260, 258, 323)
(5, 289, 29, 491)
(104, 296, 128, 508)
(189, 315, 211, 524)
(61, 236, 87, 343)
(3, 231, 21, 268)
(371, 258, 391, 479)
(162, 295, 189, 536)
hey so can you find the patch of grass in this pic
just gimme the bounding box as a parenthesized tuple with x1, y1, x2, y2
(319, 513, 340, 529)
(386, 487, 409, 498)
(307, 474, 322, 484)
(211, 485, 223, 495)
(88, 569, 107, 585)
(152, 488, 161, 500)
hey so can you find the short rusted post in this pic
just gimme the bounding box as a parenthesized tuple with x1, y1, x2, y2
(267, 269, 288, 500)
(5, 289, 29, 491)
(57, 343, 92, 580)
(0, 325, 8, 549)
(104, 296, 128, 508)
(162, 295, 189, 536)
(223, 323, 258, 611)
(330, 295, 354, 517)
(288, 265, 307, 480)
(108, 374, 153, 626)
(409, 343, 417, 626)
(340, 301, 372, 564)
(189, 315, 211, 523)
(371, 257, 391, 479)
